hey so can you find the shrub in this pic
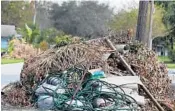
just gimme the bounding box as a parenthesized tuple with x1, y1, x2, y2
(39, 41, 49, 51)
(169, 49, 175, 62)
(7, 40, 14, 55)
(54, 35, 72, 45)
(17, 23, 40, 44)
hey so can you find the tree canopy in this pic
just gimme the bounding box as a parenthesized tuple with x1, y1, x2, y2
(1, 1, 34, 28)
(35, 1, 53, 30)
(109, 4, 167, 38)
(50, 1, 113, 39)
(155, 1, 175, 50)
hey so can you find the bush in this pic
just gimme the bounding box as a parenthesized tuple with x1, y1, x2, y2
(39, 41, 49, 51)
(169, 49, 175, 62)
(54, 35, 72, 45)
(7, 40, 14, 55)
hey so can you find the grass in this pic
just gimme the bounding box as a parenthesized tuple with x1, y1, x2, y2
(158, 56, 172, 62)
(166, 64, 175, 69)
(158, 56, 175, 69)
(1, 48, 7, 52)
(1, 58, 24, 64)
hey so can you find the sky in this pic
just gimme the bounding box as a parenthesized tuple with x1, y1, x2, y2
(53, 0, 140, 13)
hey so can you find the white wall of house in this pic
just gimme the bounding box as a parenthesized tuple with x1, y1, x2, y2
(165, 49, 168, 56)
(155, 45, 169, 56)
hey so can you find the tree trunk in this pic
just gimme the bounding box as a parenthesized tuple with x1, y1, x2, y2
(136, 1, 149, 44)
(33, 1, 37, 24)
(148, 1, 154, 50)
(170, 36, 174, 50)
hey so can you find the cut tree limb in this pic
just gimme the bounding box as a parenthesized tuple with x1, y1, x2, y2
(105, 38, 164, 111)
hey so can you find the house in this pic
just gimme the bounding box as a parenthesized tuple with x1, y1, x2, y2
(1, 25, 22, 49)
(153, 44, 168, 56)
(152, 37, 169, 56)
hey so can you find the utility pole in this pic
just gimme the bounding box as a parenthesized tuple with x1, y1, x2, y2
(32, 0, 37, 24)
(148, 1, 154, 50)
(136, 1, 149, 44)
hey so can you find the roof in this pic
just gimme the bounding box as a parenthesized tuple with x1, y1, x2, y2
(1, 25, 17, 37)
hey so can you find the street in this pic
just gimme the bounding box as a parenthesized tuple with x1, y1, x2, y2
(1, 63, 23, 88)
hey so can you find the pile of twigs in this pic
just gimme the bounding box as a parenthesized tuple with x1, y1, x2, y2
(1, 82, 31, 106)
(2, 36, 173, 110)
(20, 43, 108, 91)
(123, 43, 171, 99)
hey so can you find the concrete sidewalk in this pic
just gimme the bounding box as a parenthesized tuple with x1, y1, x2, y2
(1, 63, 24, 88)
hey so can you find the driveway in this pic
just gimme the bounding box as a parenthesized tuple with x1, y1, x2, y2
(168, 69, 175, 81)
(1, 63, 24, 88)
(168, 69, 175, 74)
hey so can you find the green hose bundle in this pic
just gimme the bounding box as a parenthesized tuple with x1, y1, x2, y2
(33, 67, 139, 111)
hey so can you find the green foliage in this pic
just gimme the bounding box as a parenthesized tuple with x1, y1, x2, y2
(110, 9, 138, 32)
(37, 28, 72, 46)
(152, 5, 167, 37)
(1, 1, 33, 28)
(38, 28, 65, 45)
(18, 24, 74, 48)
(155, 1, 175, 50)
(7, 40, 14, 55)
(162, 2, 175, 28)
(54, 35, 72, 45)
(17, 23, 40, 44)
(110, 5, 167, 38)
(169, 49, 175, 62)
(25, 24, 32, 39)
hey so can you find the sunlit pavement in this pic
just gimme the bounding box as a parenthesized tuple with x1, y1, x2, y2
(1, 63, 24, 88)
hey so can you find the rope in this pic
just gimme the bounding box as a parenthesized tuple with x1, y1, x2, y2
(33, 67, 139, 111)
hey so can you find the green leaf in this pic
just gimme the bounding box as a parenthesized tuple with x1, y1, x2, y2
(25, 23, 32, 38)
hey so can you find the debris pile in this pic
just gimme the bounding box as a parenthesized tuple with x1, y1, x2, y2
(2, 82, 31, 107)
(123, 43, 170, 98)
(20, 43, 108, 90)
(107, 42, 170, 98)
(2, 36, 173, 110)
(6, 39, 41, 59)
(33, 68, 139, 110)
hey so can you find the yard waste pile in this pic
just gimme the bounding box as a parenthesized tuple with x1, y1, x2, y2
(2, 38, 42, 59)
(1, 36, 174, 111)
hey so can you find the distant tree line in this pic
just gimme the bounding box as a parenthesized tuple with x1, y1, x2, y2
(49, 1, 113, 39)
(2, 1, 114, 39)
(1, 1, 175, 49)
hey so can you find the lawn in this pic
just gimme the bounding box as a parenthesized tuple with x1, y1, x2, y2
(158, 56, 172, 63)
(1, 48, 7, 52)
(166, 64, 175, 69)
(1, 58, 24, 64)
(158, 56, 175, 69)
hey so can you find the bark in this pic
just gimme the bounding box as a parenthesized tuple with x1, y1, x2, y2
(136, 1, 149, 44)
(170, 36, 174, 50)
(148, 1, 154, 50)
